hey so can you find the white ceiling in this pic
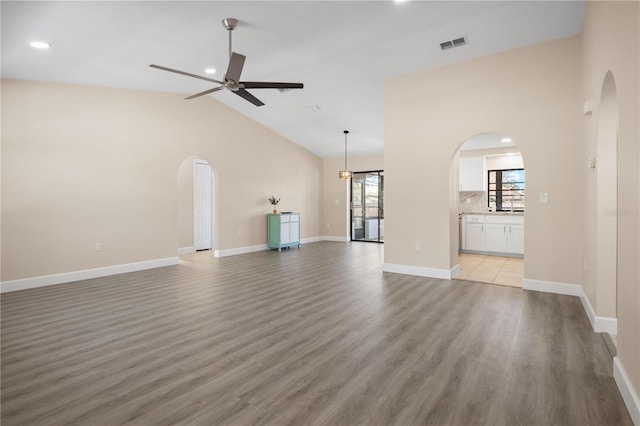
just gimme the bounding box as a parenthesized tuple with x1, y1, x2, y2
(1, 1, 585, 159)
(459, 132, 516, 151)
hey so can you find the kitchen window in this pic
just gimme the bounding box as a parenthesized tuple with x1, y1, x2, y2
(488, 168, 524, 211)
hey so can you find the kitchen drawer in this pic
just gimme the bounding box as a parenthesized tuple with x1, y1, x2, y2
(464, 215, 485, 224)
(485, 215, 524, 225)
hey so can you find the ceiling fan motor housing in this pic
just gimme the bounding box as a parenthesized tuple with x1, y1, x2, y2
(222, 18, 238, 31)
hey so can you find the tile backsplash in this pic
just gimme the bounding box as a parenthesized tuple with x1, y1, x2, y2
(458, 191, 489, 213)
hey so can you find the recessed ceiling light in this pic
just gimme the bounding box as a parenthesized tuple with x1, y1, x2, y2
(205, 68, 216, 74)
(306, 105, 322, 112)
(501, 137, 513, 143)
(30, 41, 51, 49)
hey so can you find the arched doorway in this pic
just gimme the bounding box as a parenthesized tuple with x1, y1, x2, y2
(596, 71, 618, 325)
(451, 132, 525, 287)
(177, 157, 216, 254)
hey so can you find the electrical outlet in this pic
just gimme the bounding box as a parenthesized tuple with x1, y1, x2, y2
(415, 242, 421, 251)
(539, 192, 549, 203)
(95, 242, 102, 252)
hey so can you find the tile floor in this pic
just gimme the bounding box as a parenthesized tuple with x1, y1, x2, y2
(454, 253, 524, 288)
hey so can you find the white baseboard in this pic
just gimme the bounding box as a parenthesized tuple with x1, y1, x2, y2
(0, 257, 180, 293)
(214, 244, 269, 258)
(522, 278, 582, 296)
(320, 235, 350, 242)
(1, 238, 346, 291)
(522, 278, 617, 334)
(301, 236, 322, 244)
(578, 288, 618, 335)
(450, 264, 460, 278)
(592, 316, 618, 335)
(614, 356, 640, 425)
(213, 237, 348, 258)
(383, 263, 453, 280)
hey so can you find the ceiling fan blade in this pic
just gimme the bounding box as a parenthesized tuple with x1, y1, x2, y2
(233, 89, 265, 107)
(185, 86, 224, 100)
(225, 52, 245, 83)
(149, 64, 224, 85)
(240, 82, 304, 89)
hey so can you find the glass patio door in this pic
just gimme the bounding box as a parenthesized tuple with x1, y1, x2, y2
(351, 171, 384, 243)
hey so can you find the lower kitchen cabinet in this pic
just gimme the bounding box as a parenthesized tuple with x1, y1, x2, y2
(484, 224, 508, 253)
(465, 223, 484, 251)
(506, 224, 524, 254)
(462, 214, 524, 257)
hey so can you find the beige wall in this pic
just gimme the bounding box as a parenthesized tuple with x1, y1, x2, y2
(386, 0, 640, 404)
(177, 158, 195, 250)
(581, 0, 640, 396)
(385, 36, 583, 282)
(1, 80, 323, 281)
(322, 155, 384, 239)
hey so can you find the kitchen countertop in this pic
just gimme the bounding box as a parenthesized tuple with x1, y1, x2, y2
(460, 211, 524, 216)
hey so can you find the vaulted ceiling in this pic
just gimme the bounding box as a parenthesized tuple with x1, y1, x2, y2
(1, 1, 585, 158)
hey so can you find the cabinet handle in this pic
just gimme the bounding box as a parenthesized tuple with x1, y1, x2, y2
(509, 225, 512, 234)
(504, 225, 506, 232)
(481, 225, 483, 232)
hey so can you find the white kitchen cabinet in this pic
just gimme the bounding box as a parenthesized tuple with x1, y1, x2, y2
(506, 224, 524, 254)
(465, 223, 484, 251)
(461, 214, 524, 257)
(484, 224, 507, 253)
(459, 156, 484, 191)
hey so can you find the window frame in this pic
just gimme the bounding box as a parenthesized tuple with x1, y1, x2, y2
(487, 168, 525, 212)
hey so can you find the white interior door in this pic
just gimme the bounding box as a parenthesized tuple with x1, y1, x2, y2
(194, 160, 213, 251)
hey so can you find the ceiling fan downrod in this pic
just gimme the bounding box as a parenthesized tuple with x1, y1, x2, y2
(222, 18, 238, 63)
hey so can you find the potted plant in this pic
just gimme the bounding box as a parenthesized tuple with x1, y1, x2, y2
(268, 195, 280, 214)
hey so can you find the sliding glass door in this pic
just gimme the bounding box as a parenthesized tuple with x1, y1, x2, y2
(351, 171, 384, 243)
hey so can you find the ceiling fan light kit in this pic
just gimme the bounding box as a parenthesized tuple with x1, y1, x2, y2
(149, 18, 303, 106)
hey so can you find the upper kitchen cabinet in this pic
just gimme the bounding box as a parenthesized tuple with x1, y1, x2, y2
(459, 156, 484, 191)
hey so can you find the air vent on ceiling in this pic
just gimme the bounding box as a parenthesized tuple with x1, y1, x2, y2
(440, 36, 468, 50)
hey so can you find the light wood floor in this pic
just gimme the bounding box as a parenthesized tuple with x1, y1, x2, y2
(454, 254, 524, 288)
(1, 242, 632, 425)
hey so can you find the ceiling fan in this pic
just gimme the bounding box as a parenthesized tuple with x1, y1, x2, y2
(149, 18, 303, 107)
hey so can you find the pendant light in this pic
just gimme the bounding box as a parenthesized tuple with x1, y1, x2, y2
(338, 130, 352, 180)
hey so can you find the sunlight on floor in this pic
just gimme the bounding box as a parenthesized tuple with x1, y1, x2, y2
(454, 253, 523, 288)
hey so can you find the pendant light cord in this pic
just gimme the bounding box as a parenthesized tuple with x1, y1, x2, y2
(344, 130, 349, 171)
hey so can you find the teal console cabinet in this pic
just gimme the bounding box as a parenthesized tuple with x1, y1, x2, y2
(268, 213, 300, 251)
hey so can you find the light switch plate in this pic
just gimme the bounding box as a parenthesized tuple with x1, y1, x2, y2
(539, 192, 549, 203)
